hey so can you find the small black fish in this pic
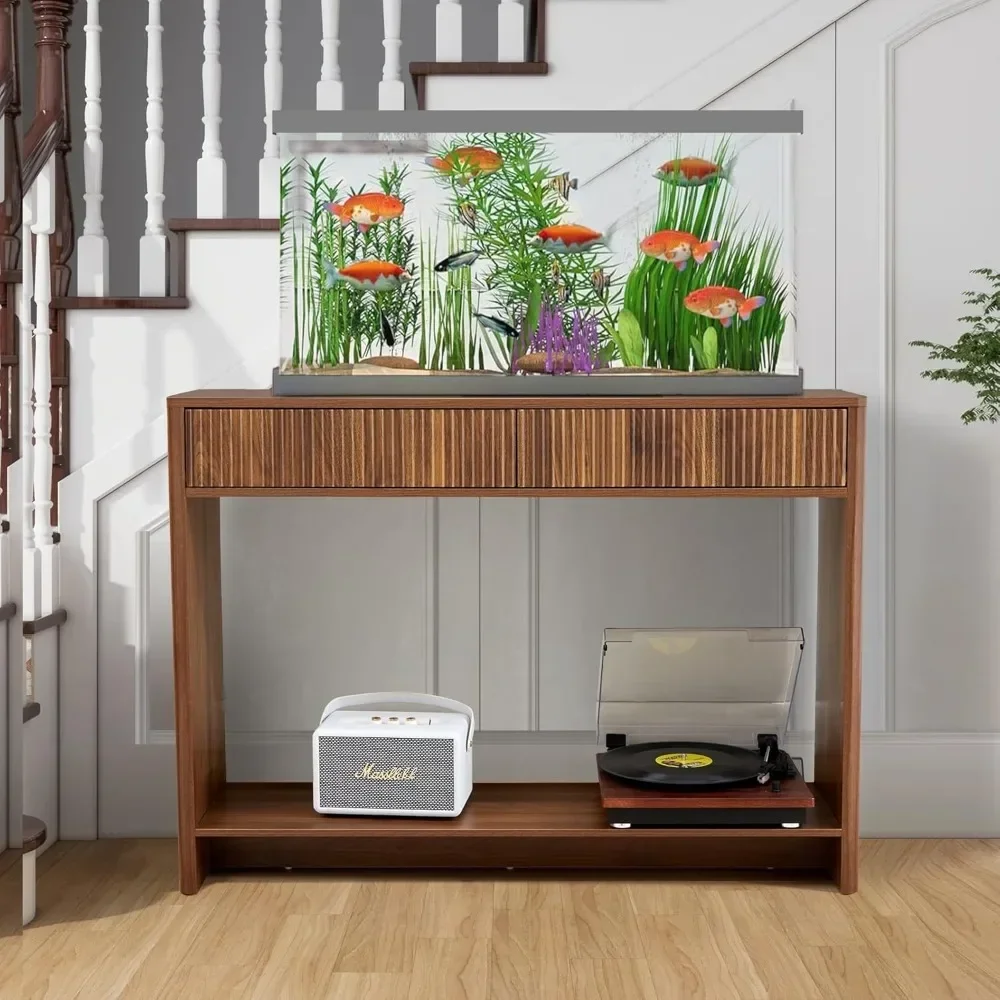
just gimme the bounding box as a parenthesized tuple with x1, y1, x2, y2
(456, 202, 478, 230)
(380, 310, 395, 347)
(435, 250, 480, 272)
(591, 268, 610, 297)
(549, 171, 579, 199)
(474, 312, 518, 338)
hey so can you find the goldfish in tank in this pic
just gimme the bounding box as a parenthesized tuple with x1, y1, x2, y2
(324, 260, 411, 292)
(684, 286, 766, 327)
(533, 224, 604, 254)
(327, 193, 405, 233)
(425, 146, 503, 183)
(640, 229, 721, 271)
(654, 157, 730, 186)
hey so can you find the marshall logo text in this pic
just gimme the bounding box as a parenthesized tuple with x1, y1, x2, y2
(353, 763, 417, 781)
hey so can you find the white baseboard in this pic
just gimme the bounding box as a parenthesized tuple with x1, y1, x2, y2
(141, 728, 1000, 839)
(857, 732, 1000, 838)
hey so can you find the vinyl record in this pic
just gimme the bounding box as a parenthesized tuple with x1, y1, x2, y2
(598, 741, 762, 789)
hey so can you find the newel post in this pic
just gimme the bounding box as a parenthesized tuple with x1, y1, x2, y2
(27, 0, 76, 299)
(0, 0, 23, 515)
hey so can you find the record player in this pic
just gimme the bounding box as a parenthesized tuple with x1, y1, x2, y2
(596, 626, 813, 829)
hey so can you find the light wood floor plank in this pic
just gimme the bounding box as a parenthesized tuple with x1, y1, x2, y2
(11, 839, 1000, 1000)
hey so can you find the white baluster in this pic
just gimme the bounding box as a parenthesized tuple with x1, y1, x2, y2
(19, 184, 35, 620)
(77, 0, 108, 296)
(497, 0, 526, 62)
(378, 0, 405, 110)
(258, 0, 283, 217)
(197, 0, 226, 217)
(31, 156, 56, 614)
(436, 1, 462, 62)
(139, 0, 168, 295)
(316, 0, 343, 110)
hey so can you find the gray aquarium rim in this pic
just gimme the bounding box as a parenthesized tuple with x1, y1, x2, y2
(272, 109, 804, 135)
(271, 368, 805, 399)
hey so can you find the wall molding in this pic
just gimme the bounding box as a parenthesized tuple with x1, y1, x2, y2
(134, 511, 171, 746)
(877, 0, 993, 730)
(58, 415, 168, 839)
(633, 0, 869, 111)
(424, 499, 439, 695)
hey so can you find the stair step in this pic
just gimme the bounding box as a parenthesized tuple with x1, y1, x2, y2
(54, 296, 190, 310)
(169, 218, 278, 232)
(409, 61, 549, 110)
(22, 815, 46, 853)
(23, 608, 67, 636)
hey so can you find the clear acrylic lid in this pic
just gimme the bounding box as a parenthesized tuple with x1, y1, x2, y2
(597, 626, 804, 749)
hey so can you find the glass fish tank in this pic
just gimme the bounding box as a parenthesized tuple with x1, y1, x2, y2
(273, 110, 804, 396)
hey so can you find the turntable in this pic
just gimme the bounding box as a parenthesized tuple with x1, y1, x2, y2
(595, 626, 814, 829)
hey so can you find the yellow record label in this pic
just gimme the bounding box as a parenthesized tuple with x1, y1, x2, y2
(654, 752, 714, 769)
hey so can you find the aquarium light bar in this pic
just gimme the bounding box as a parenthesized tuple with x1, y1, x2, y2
(272, 109, 803, 136)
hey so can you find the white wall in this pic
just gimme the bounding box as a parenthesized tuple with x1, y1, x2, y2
(51, 0, 1000, 840)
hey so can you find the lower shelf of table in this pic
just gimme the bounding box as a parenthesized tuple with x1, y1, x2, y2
(194, 782, 843, 878)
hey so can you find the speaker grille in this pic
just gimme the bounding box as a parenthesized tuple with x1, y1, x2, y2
(317, 735, 455, 812)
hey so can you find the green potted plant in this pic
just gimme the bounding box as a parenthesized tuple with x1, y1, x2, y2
(911, 268, 1000, 423)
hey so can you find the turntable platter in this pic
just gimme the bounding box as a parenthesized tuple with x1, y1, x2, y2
(598, 741, 763, 789)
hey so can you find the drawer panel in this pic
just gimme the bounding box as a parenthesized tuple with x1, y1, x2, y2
(185, 407, 518, 489)
(517, 407, 848, 489)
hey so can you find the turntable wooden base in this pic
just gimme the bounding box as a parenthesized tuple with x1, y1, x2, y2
(598, 767, 815, 829)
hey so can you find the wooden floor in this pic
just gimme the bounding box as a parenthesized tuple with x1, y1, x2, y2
(2, 839, 999, 999)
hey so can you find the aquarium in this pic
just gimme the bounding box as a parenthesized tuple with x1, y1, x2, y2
(274, 110, 803, 396)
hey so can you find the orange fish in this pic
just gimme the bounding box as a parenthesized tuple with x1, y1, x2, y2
(327, 193, 405, 233)
(640, 229, 720, 271)
(324, 259, 411, 292)
(655, 156, 730, 187)
(684, 286, 766, 327)
(425, 146, 503, 184)
(533, 224, 604, 254)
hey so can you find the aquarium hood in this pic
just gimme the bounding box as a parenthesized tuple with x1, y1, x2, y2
(273, 109, 804, 145)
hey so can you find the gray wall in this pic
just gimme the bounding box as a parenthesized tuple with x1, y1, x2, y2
(21, 0, 506, 294)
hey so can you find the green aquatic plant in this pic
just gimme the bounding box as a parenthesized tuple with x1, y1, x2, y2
(911, 268, 1000, 424)
(606, 308, 645, 368)
(691, 324, 719, 371)
(418, 223, 493, 371)
(278, 158, 420, 369)
(425, 132, 620, 336)
(622, 137, 789, 372)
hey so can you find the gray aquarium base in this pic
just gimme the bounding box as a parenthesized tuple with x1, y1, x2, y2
(271, 367, 805, 398)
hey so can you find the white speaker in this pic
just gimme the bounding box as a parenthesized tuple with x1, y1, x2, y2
(311, 692, 475, 818)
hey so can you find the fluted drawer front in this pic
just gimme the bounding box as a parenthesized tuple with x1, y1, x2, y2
(185, 408, 517, 488)
(517, 407, 848, 489)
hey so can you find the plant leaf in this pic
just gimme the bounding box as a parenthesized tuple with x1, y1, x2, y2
(615, 308, 645, 367)
(703, 325, 719, 369)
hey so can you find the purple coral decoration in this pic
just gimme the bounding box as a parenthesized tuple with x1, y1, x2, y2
(528, 304, 601, 374)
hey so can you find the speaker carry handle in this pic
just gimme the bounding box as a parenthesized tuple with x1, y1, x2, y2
(318, 692, 475, 750)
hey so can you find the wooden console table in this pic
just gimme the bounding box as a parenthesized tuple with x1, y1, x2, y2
(167, 389, 865, 894)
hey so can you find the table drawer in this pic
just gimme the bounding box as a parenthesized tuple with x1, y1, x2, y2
(517, 407, 848, 489)
(185, 407, 518, 489)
